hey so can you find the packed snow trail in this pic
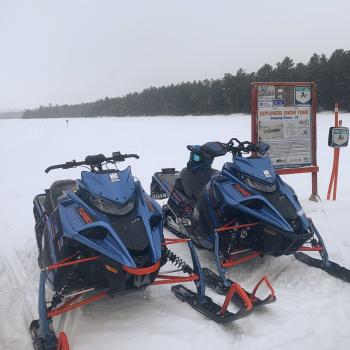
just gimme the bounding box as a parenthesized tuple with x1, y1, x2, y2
(0, 114, 349, 349)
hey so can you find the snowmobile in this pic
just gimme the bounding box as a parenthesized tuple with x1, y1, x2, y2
(150, 138, 350, 300)
(30, 151, 271, 350)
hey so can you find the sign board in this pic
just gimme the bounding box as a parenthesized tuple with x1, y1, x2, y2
(328, 127, 349, 148)
(258, 106, 311, 168)
(255, 84, 313, 169)
(251, 82, 319, 200)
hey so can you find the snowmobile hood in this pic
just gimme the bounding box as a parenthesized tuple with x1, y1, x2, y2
(79, 167, 135, 205)
(224, 157, 276, 184)
(57, 189, 163, 268)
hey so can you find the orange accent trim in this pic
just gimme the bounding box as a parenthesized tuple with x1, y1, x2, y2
(163, 238, 191, 245)
(48, 291, 108, 318)
(222, 251, 261, 268)
(78, 207, 93, 224)
(122, 261, 160, 275)
(250, 276, 275, 303)
(55, 253, 79, 266)
(277, 166, 319, 175)
(221, 218, 237, 229)
(217, 222, 259, 233)
(152, 273, 199, 285)
(298, 245, 323, 252)
(47, 256, 100, 271)
(57, 332, 70, 350)
(220, 283, 253, 315)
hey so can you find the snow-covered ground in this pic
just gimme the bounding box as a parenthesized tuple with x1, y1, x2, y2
(0, 114, 349, 350)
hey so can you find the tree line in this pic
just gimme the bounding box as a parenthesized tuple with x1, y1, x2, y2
(23, 49, 350, 118)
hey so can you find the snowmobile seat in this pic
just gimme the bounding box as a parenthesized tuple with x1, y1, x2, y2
(44, 180, 76, 212)
(180, 167, 219, 201)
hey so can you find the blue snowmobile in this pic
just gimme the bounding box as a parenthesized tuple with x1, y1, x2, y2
(30, 151, 265, 350)
(150, 138, 350, 299)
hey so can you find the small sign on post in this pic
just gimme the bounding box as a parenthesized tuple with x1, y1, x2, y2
(328, 127, 349, 148)
(327, 104, 348, 200)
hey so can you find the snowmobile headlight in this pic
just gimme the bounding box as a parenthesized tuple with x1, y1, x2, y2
(242, 176, 276, 193)
(90, 196, 135, 216)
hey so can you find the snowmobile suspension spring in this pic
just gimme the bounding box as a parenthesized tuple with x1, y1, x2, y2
(164, 248, 193, 274)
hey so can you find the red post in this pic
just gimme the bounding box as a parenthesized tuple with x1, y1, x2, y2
(251, 84, 258, 144)
(327, 103, 340, 200)
(310, 84, 319, 201)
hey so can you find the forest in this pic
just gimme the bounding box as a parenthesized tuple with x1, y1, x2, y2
(23, 49, 350, 118)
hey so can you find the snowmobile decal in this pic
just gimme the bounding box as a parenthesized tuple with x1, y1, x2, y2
(75, 207, 94, 224)
(233, 183, 251, 197)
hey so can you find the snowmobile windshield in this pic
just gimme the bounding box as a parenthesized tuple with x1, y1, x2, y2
(90, 195, 135, 216)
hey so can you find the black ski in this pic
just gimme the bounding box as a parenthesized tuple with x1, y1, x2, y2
(294, 252, 350, 283)
(171, 284, 251, 323)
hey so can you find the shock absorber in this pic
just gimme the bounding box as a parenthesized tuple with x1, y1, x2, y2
(164, 247, 193, 274)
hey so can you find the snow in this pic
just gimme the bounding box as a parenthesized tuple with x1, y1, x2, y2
(0, 113, 350, 350)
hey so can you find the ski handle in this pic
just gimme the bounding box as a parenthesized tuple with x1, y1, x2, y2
(45, 152, 139, 173)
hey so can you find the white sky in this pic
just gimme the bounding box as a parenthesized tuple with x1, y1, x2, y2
(0, 0, 349, 110)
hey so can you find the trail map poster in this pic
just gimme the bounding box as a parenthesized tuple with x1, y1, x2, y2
(256, 84, 313, 168)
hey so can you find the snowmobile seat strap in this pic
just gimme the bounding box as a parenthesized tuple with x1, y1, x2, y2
(250, 276, 275, 303)
(220, 283, 253, 315)
(123, 260, 161, 275)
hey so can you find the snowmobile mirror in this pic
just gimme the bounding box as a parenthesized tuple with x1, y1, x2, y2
(258, 142, 270, 156)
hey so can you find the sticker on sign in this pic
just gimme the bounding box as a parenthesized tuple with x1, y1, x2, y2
(295, 86, 311, 106)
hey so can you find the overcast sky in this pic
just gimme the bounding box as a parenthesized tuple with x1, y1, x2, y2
(0, 0, 349, 110)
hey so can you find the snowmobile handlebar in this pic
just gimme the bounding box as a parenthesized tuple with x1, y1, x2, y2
(45, 152, 140, 173)
(186, 139, 269, 161)
(226, 138, 269, 157)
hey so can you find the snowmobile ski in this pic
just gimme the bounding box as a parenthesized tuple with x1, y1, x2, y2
(171, 283, 253, 323)
(294, 252, 350, 283)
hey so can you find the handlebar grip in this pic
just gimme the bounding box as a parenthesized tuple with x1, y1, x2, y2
(124, 154, 140, 159)
(45, 164, 63, 173)
(45, 160, 81, 173)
